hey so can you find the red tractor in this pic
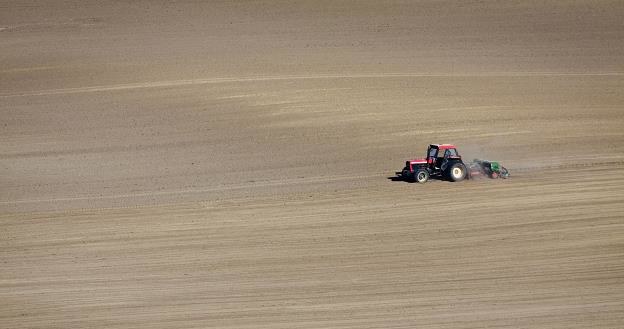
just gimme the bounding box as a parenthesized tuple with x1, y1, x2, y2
(398, 144, 468, 183)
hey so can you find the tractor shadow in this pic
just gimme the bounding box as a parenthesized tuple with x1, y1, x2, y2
(387, 175, 452, 184)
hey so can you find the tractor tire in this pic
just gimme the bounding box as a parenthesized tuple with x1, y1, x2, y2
(414, 169, 429, 183)
(447, 162, 467, 182)
(402, 168, 412, 181)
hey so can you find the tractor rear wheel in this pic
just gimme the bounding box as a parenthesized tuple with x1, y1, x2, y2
(415, 169, 429, 183)
(448, 163, 467, 182)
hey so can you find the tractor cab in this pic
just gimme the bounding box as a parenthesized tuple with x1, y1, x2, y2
(426, 144, 461, 170)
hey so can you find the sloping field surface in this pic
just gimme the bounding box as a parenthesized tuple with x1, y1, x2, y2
(1, 1, 623, 328)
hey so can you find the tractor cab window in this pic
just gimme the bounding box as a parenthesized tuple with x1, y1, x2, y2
(428, 148, 438, 158)
(444, 148, 458, 158)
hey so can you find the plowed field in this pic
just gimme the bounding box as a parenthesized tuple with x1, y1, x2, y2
(2, 1, 623, 328)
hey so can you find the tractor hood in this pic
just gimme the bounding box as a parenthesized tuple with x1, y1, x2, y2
(409, 158, 427, 164)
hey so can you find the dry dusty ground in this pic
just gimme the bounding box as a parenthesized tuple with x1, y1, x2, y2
(1, 1, 624, 328)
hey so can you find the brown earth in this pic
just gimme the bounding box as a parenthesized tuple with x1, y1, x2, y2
(1, 1, 624, 328)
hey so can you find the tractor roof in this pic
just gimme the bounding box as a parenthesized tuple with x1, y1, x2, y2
(430, 144, 457, 150)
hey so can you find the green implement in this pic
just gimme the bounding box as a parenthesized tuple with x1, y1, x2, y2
(468, 159, 509, 179)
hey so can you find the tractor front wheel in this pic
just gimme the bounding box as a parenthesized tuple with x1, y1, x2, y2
(448, 163, 467, 182)
(415, 169, 429, 183)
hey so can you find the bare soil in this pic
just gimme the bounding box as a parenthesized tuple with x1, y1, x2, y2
(1, 1, 623, 328)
